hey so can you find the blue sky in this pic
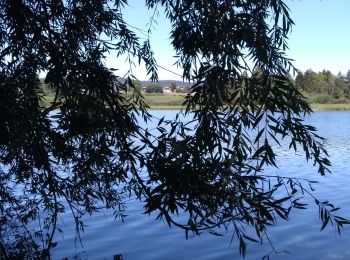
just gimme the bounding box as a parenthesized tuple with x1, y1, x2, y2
(108, 0, 350, 80)
(287, 0, 350, 76)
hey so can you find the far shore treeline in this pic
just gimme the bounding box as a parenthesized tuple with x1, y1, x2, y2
(39, 69, 350, 109)
(296, 69, 350, 103)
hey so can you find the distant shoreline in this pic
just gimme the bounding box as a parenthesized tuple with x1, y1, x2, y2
(310, 104, 350, 111)
(42, 93, 350, 111)
(144, 93, 350, 111)
(148, 105, 350, 111)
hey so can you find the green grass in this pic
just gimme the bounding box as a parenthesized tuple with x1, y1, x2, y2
(146, 94, 350, 111)
(310, 103, 350, 111)
(40, 92, 350, 111)
(304, 93, 350, 104)
(40, 95, 56, 107)
(143, 93, 186, 107)
(304, 93, 350, 111)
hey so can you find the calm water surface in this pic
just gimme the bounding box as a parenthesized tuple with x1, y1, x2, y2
(52, 111, 350, 260)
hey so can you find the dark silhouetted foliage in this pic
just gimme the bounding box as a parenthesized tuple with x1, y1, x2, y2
(0, 0, 348, 258)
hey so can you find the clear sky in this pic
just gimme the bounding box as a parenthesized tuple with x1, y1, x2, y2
(108, 0, 350, 80)
(287, 0, 350, 76)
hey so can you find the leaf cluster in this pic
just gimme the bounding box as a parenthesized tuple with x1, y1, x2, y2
(0, 0, 348, 258)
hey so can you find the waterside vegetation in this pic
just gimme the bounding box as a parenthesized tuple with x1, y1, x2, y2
(40, 72, 350, 110)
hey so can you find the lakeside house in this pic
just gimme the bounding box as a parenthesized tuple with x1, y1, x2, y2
(163, 85, 172, 93)
(141, 84, 173, 93)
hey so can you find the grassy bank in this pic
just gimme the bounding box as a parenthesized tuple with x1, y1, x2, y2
(310, 103, 350, 111)
(41, 93, 350, 111)
(143, 93, 185, 107)
(144, 93, 350, 111)
(304, 93, 350, 111)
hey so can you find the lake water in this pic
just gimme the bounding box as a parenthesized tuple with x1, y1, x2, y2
(51, 111, 350, 260)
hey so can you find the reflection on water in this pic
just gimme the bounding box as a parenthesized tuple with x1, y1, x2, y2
(52, 111, 350, 260)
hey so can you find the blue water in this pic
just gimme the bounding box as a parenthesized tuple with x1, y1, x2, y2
(51, 111, 350, 260)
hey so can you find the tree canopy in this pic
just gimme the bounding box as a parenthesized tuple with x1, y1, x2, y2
(0, 0, 348, 258)
(296, 69, 350, 99)
(145, 82, 163, 93)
